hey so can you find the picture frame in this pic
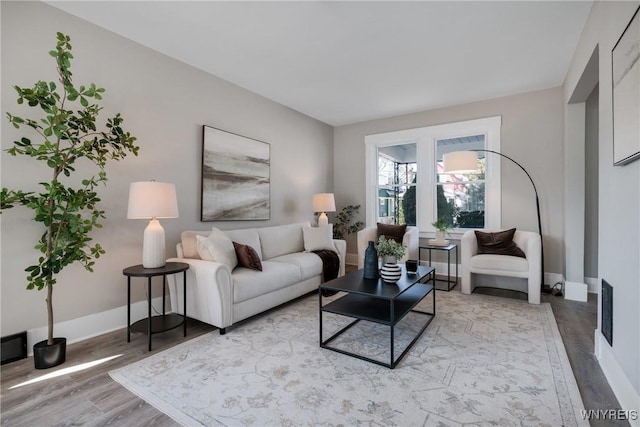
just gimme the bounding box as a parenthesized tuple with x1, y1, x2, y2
(612, 5, 640, 166)
(201, 126, 270, 221)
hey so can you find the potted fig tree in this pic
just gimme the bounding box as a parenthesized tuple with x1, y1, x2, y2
(1, 33, 138, 369)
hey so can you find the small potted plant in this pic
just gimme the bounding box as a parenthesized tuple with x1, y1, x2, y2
(431, 218, 450, 243)
(376, 236, 406, 265)
(376, 236, 406, 283)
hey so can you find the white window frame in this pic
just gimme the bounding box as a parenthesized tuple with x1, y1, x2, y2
(364, 116, 502, 239)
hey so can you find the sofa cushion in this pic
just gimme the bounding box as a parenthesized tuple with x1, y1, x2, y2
(377, 223, 407, 243)
(302, 225, 336, 252)
(232, 261, 301, 303)
(470, 254, 529, 273)
(181, 231, 202, 259)
(269, 252, 323, 279)
(224, 228, 262, 260)
(233, 242, 262, 271)
(258, 222, 306, 260)
(475, 228, 525, 258)
(196, 229, 238, 270)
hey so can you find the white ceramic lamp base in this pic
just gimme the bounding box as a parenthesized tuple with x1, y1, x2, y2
(318, 212, 329, 227)
(142, 218, 166, 268)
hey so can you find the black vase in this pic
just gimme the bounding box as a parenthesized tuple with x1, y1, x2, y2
(363, 241, 379, 279)
(33, 337, 66, 369)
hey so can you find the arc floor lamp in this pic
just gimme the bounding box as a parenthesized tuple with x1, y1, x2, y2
(443, 149, 549, 294)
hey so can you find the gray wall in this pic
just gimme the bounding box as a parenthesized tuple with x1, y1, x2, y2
(564, 0, 640, 397)
(1, 1, 333, 336)
(584, 85, 599, 279)
(334, 87, 566, 275)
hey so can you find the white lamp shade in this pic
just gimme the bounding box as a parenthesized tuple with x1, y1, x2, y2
(127, 181, 179, 219)
(442, 151, 478, 174)
(312, 193, 336, 213)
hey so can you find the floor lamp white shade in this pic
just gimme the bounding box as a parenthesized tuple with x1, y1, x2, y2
(313, 193, 336, 227)
(127, 181, 179, 268)
(442, 151, 478, 174)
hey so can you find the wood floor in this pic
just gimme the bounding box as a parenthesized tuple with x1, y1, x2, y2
(1, 279, 626, 426)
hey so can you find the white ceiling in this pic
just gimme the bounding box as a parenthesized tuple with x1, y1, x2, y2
(47, 1, 592, 126)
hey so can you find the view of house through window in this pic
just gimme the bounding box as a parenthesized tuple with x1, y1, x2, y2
(365, 116, 500, 233)
(377, 143, 417, 225)
(436, 136, 486, 228)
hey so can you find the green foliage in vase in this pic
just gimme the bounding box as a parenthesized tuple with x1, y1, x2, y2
(431, 218, 451, 232)
(375, 236, 406, 259)
(0, 32, 139, 345)
(332, 204, 364, 240)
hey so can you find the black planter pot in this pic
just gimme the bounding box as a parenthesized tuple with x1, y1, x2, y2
(33, 337, 66, 369)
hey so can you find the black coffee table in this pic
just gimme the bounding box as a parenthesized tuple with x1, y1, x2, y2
(319, 265, 435, 369)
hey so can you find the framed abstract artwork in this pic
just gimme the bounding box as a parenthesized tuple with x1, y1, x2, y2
(612, 5, 640, 166)
(201, 126, 270, 221)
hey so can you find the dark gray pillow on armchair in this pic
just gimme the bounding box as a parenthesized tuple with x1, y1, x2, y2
(475, 228, 526, 258)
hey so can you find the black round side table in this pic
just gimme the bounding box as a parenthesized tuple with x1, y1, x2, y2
(123, 262, 189, 351)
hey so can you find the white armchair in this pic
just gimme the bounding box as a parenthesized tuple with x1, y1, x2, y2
(357, 226, 419, 268)
(461, 229, 541, 304)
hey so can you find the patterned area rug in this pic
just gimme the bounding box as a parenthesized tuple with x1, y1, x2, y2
(110, 290, 587, 426)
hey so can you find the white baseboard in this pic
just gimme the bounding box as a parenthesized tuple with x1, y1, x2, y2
(421, 260, 461, 279)
(594, 331, 640, 425)
(26, 296, 166, 356)
(345, 253, 358, 267)
(565, 281, 588, 302)
(545, 273, 564, 288)
(585, 277, 599, 294)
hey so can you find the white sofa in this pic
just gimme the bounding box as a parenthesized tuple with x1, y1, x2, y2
(166, 222, 346, 333)
(356, 226, 419, 268)
(461, 229, 541, 304)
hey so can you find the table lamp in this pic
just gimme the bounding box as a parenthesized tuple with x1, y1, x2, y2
(127, 181, 179, 268)
(313, 193, 336, 227)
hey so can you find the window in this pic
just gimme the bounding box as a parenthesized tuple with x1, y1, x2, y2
(436, 136, 486, 228)
(376, 144, 417, 225)
(365, 117, 501, 237)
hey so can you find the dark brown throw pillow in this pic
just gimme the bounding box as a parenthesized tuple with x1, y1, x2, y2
(233, 242, 263, 271)
(377, 223, 407, 244)
(474, 229, 526, 258)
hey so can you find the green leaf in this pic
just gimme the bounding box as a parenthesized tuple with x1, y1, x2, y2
(80, 96, 88, 107)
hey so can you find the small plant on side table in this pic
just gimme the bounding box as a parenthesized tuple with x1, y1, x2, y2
(431, 218, 450, 243)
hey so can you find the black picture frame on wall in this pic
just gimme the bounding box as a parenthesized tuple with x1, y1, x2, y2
(201, 126, 271, 221)
(612, 5, 640, 166)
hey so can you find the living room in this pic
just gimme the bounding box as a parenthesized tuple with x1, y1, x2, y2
(1, 1, 639, 425)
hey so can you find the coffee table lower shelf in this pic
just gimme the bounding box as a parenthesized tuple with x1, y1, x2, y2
(319, 283, 435, 369)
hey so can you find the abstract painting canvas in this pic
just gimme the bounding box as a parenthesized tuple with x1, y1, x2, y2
(201, 126, 270, 220)
(612, 6, 640, 166)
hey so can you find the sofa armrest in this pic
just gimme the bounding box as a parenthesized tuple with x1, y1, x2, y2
(513, 230, 542, 284)
(461, 230, 479, 260)
(166, 257, 234, 329)
(333, 239, 347, 277)
(460, 230, 479, 294)
(401, 226, 419, 263)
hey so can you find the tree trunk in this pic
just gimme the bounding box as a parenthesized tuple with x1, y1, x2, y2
(47, 282, 53, 345)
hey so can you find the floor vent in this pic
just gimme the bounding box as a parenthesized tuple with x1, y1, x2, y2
(1, 331, 27, 365)
(601, 279, 613, 346)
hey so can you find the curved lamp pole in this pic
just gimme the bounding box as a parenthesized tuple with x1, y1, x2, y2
(445, 149, 548, 293)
